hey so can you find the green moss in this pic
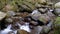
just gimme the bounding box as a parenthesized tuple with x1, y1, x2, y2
(55, 17, 60, 24)
(54, 17, 60, 34)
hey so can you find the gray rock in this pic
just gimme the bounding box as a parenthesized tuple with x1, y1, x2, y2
(7, 11, 16, 17)
(55, 8, 60, 16)
(43, 26, 51, 33)
(31, 9, 41, 20)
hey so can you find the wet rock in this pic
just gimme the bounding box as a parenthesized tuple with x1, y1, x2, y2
(17, 30, 29, 34)
(31, 9, 41, 20)
(8, 31, 15, 34)
(11, 23, 20, 30)
(18, 21, 25, 25)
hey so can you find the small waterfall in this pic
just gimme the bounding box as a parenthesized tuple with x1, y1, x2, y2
(0, 24, 12, 34)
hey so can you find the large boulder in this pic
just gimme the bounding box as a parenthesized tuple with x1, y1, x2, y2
(55, 2, 60, 8)
(54, 2, 60, 16)
(0, 12, 6, 20)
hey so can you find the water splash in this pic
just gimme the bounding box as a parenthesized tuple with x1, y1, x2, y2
(0, 24, 12, 34)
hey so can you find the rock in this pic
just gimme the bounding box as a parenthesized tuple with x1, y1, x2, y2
(19, 21, 25, 25)
(22, 1, 36, 10)
(22, 12, 29, 18)
(38, 8, 47, 13)
(31, 9, 41, 20)
(38, 14, 50, 24)
(35, 26, 43, 34)
(18, 4, 31, 11)
(43, 26, 51, 33)
(37, 0, 47, 5)
(54, 17, 60, 26)
(54, 2, 60, 16)
(11, 24, 20, 30)
(55, 8, 60, 16)
(7, 11, 16, 17)
(5, 18, 13, 23)
(59, 15, 60, 16)
(47, 21, 53, 27)
(0, 12, 6, 20)
(55, 2, 60, 8)
(31, 26, 43, 34)
(47, 2, 53, 6)
(17, 30, 29, 34)
(35, 3, 42, 8)
(30, 21, 38, 26)
(42, 21, 53, 33)
(8, 31, 15, 34)
(47, 11, 56, 21)
(15, 12, 29, 18)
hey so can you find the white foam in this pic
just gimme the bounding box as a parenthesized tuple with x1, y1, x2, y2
(31, 9, 40, 15)
(1, 24, 12, 34)
(20, 23, 31, 32)
(50, 9, 53, 12)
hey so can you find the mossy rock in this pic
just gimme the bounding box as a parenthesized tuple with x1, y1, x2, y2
(55, 17, 60, 25)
